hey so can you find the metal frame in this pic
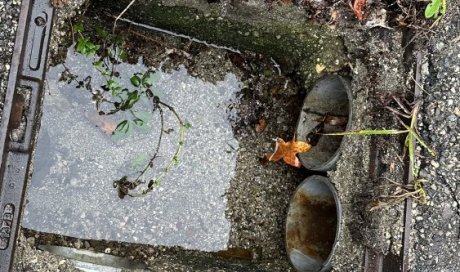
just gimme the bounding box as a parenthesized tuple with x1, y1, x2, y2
(0, 0, 54, 270)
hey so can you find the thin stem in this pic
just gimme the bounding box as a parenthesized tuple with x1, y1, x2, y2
(322, 129, 409, 136)
(68, 17, 75, 45)
(411, 130, 437, 156)
(130, 102, 186, 197)
(134, 107, 164, 181)
(385, 106, 411, 119)
(113, 0, 137, 33)
(158, 101, 185, 125)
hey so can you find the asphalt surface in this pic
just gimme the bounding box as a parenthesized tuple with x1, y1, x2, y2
(414, 2, 460, 271)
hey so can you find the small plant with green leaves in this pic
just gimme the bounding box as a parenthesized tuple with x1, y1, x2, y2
(68, 22, 190, 198)
(424, 0, 447, 19)
(323, 97, 435, 207)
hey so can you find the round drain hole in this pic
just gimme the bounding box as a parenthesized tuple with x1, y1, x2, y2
(286, 175, 341, 272)
(296, 75, 352, 171)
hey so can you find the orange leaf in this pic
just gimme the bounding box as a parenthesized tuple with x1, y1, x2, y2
(266, 138, 311, 168)
(350, 0, 366, 21)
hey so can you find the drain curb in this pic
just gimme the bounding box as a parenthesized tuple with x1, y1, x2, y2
(92, 0, 348, 88)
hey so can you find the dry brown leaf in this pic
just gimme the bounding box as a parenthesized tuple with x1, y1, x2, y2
(87, 112, 118, 134)
(266, 138, 311, 168)
(255, 119, 267, 133)
(350, 0, 367, 21)
(316, 115, 348, 126)
(50, 0, 67, 7)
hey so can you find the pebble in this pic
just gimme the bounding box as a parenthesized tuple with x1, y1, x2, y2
(454, 107, 460, 117)
(431, 161, 440, 168)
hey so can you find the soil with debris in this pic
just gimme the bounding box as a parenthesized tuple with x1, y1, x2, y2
(1, 0, 458, 271)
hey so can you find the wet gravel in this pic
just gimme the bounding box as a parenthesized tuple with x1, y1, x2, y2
(414, 2, 460, 271)
(0, 0, 20, 120)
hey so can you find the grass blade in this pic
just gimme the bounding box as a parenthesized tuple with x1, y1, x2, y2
(322, 129, 409, 136)
(411, 131, 437, 157)
(406, 132, 418, 178)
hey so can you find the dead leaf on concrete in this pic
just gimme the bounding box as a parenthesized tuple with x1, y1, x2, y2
(255, 119, 267, 133)
(349, 0, 367, 21)
(86, 111, 118, 134)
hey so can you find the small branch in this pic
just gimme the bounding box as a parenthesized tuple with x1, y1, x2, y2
(113, 0, 137, 33)
(134, 107, 164, 181)
(128, 100, 186, 197)
(158, 101, 185, 125)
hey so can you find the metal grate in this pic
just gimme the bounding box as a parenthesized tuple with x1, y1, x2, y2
(0, 0, 54, 270)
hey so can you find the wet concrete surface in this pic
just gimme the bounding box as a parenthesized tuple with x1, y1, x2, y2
(24, 46, 240, 252)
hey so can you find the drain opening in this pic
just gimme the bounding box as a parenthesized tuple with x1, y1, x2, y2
(286, 175, 341, 272)
(296, 75, 352, 171)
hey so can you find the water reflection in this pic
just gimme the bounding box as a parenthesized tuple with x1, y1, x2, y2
(23, 46, 241, 252)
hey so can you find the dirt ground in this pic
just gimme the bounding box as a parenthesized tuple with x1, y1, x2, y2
(3, 0, 459, 271)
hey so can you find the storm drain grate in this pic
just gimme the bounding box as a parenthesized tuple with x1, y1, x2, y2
(0, 0, 54, 270)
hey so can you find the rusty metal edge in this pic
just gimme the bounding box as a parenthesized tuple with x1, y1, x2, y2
(0, 1, 32, 271)
(400, 51, 423, 272)
(0, 1, 31, 160)
(0, 0, 54, 271)
(363, 136, 384, 272)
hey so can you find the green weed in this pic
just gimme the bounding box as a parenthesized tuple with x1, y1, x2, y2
(70, 22, 190, 198)
(324, 102, 435, 205)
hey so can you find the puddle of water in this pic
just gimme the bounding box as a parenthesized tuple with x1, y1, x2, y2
(23, 46, 242, 252)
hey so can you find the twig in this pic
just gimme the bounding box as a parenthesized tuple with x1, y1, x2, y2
(68, 17, 75, 45)
(134, 106, 164, 182)
(127, 100, 185, 197)
(113, 0, 137, 33)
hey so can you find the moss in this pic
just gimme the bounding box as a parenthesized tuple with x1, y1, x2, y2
(92, 0, 347, 86)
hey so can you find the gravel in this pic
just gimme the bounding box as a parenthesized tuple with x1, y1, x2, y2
(0, 0, 20, 120)
(413, 2, 460, 271)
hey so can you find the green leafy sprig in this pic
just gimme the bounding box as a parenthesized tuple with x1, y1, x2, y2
(70, 22, 190, 198)
(425, 0, 447, 19)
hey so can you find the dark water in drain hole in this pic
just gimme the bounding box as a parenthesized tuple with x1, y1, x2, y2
(287, 191, 337, 261)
